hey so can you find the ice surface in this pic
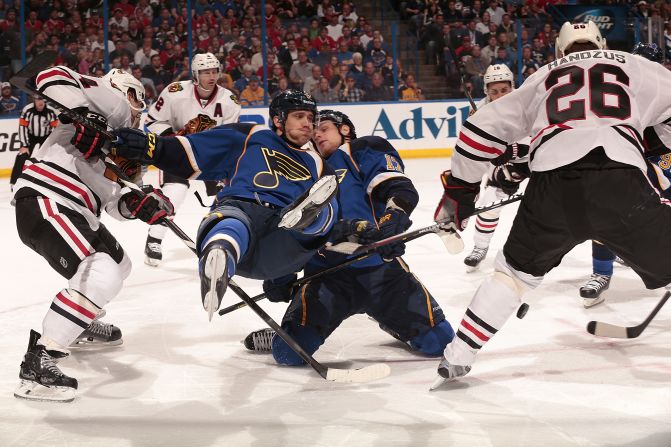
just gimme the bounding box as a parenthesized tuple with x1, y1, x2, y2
(1, 159, 669, 447)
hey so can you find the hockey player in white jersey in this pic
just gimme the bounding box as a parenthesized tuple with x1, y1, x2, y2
(460, 64, 531, 270)
(12, 67, 174, 402)
(432, 21, 671, 388)
(143, 52, 241, 266)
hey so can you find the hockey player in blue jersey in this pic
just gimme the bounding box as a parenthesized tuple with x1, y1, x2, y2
(110, 91, 349, 318)
(242, 110, 455, 364)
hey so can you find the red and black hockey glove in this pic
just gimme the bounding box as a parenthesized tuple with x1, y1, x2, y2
(121, 186, 174, 225)
(488, 162, 530, 195)
(434, 170, 479, 230)
(69, 110, 109, 159)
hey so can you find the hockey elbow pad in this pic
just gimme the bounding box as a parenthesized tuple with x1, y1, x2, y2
(112, 128, 162, 165)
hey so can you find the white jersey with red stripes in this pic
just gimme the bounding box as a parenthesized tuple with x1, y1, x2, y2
(12, 65, 134, 230)
(452, 50, 671, 183)
(145, 81, 241, 136)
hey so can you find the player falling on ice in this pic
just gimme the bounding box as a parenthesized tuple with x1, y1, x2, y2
(460, 64, 531, 270)
(12, 67, 174, 402)
(143, 52, 241, 266)
(432, 21, 671, 389)
(242, 110, 455, 363)
(111, 90, 380, 319)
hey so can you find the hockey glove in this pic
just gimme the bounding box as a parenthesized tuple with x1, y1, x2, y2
(376, 206, 412, 261)
(434, 170, 479, 230)
(121, 186, 174, 225)
(489, 163, 530, 195)
(263, 273, 298, 303)
(330, 219, 405, 260)
(69, 110, 109, 159)
(112, 128, 162, 165)
(490, 142, 530, 166)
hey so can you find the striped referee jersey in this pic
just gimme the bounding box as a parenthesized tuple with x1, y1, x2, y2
(18, 102, 58, 148)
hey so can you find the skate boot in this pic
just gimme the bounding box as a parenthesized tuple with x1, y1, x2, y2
(71, 319, 123, 348)
(144, 235, 163, 266)
(242, 328, 275, 352)
(430, 357, 471, 390)
(14, 330, 78, 402)
(199, 239, 236, 321)
(580, 273, 611, 308)
(278, 175, 338, 230)
(464, 247, 488, 269)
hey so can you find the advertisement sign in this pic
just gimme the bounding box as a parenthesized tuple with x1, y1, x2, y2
(552, 5, 629, 41)
(0, 100, 473, 176)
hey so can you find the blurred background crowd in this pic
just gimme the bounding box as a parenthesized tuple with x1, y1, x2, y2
(0, 0, 669, 115)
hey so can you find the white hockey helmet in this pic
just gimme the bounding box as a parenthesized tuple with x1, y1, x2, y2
(483, 64, 514, 90)
(555, 21, 606, 58)
(191, 52, 221, 85)
(102, 68, 146, 111)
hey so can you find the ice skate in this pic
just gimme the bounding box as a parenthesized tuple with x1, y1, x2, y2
(580, 273, 611, 308)
(464, 247, 488, 270)
(71, 319, 123, 348)
(14, 330, 78, 402)
(430, 357, 471, 390)
(199, 239, 236, 321)
(242, 328, 275, 352)
(278, 175, 338, 230)
(144, 235, 163, 266)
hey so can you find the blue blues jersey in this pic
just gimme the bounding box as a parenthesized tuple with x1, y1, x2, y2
(311, 136, 416, 269)
(155, 123, 326, 207)
(646, 153, 671, 200)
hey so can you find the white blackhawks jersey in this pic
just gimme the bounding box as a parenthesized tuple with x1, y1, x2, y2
(453, 49, 671, 183)
(145, 81, 241, 135)
(12, 65, 134, 230)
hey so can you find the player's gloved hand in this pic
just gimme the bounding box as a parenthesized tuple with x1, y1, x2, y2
(489, 163, 530, 195)
(68, 110, 109, 159)
(112, 128, 162, 165)
(121, 186, 174, 225)
(330, 219, 382, 244)
(434, 170, 479, 230)
(375, 206, 412, 261)
(263, 273, 298, 303)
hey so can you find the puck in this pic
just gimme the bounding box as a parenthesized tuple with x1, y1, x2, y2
(516, 303, 529, 319)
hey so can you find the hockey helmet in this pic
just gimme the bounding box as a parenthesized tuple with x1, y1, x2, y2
(317, 109, 357, 139)
(632, 42, 663, 63)
(555, 21, 605, 58)
(483, 64, 514, 90)
(269, 90, 318, 131)
(102, 68, 146, 111)
(191, 52, 221, 85)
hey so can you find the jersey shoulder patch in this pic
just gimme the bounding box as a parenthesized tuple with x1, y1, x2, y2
(229, 93, 240, 105)
(168, 83, 184, 93)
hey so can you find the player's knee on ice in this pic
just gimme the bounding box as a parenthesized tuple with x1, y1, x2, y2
(271, 324, 323, 366)
(409, 320, 455, 356)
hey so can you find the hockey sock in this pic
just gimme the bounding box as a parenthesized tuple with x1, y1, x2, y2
(202, 218, 250, 277)
(42, 288, 101, 348)
(592, 241, 615, 276)
(444, 272, 521, 366)
(472, 186, 506, 248)
(148, 182, 189, 240)
(409, 320, 455, 356)
(271, 324, 323, 366)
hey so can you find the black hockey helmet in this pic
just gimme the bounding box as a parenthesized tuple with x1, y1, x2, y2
(318, 109, 357, 139)
(632, 42, 663, 63)
(269, 89, 318, 131)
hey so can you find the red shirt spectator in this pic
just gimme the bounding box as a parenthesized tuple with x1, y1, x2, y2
(114, 0, 135, 17)
(44, 11, 64, 35)
(312, 29, 336, 51)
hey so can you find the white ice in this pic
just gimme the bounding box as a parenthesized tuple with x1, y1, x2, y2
(1, 159, 670, 447)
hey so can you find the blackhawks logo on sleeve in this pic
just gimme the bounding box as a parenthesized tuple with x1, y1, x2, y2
(168, 83, 183, 93)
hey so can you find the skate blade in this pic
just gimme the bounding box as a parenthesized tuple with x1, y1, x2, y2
(582, 294, 606, 308)
(279, 175, 337, 229)
(144, 256, 161, 267)
(70, 338, 123, 348)
(429, 375, 449, 391)
(203, 249, 227, 321)
(14, 380, 75, 403)
(325, 363, 391, 383)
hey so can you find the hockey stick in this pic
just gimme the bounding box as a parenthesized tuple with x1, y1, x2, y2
(586, 291, 670, 339)
(326, 192, 524, 256)
(107, 161, 389, 383)
(447, 46, 478, 113)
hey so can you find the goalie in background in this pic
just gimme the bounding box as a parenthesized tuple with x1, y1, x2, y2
(143, 52, 241, 267)
(243, 110, 455, 364)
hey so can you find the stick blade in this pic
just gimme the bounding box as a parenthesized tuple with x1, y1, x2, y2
(438, 226, 464, 254)
(325, 363, 390, 383)
(586, 320, 629, 339)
